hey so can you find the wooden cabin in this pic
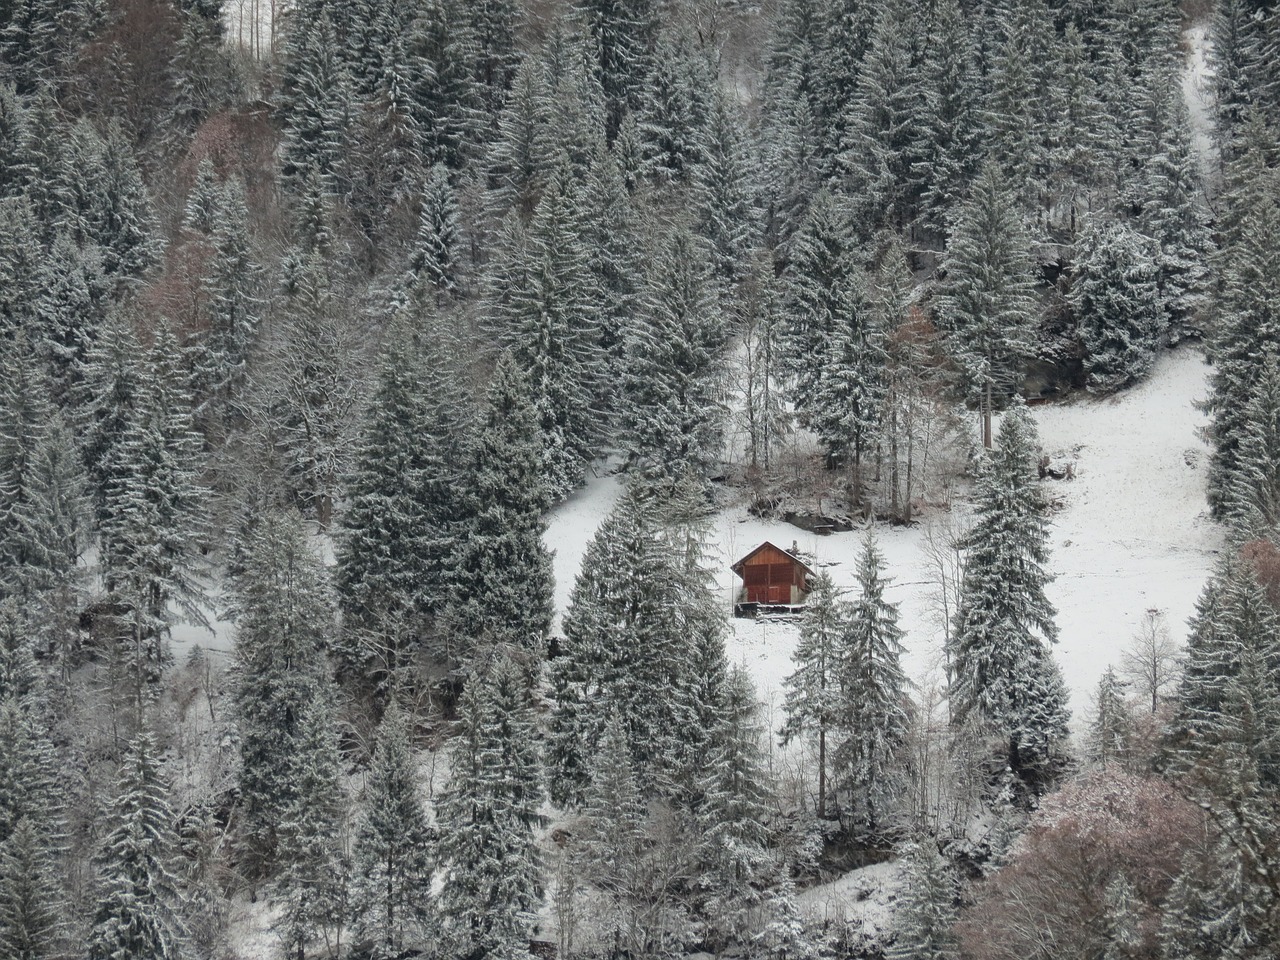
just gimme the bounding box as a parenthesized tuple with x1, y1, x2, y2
(731, 542, 814, 616)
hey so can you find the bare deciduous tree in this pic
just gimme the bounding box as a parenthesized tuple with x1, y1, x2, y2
(1120, 608, 1180, 714)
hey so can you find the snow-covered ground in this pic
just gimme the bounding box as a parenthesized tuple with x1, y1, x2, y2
(1183, 22, 1218, 188)
(545, 346, 1224, 732)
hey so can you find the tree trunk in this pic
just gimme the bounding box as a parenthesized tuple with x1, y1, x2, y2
(818, 728, 826, 820)
(982, 381, 993, 450)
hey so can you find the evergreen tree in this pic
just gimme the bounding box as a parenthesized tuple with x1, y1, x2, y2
(494, 163, 602, 500)
(407, 0, 482, 170)
(447, 352, 554, 657)
(0, 816, 63, 960)
(1088, 666, 1133, 769)
(783, 190, 860, 421)
(780, 571, 845, 820)
(948, 407, 1069, 786)
(635, 34, 710, 184)
(336, 322, 473, 681)
(278, 10, 352, 190)
(485, 58, 551, 218)
(837, 530, 910, 831)
(86, 734, 187, 960)
(694, 92, 758, 286)
(273, 691, 349, 960)
(34, 231, 107, 404)
(1225, 353, 1280, 538)
(436, 657, 542, 960)
(403, 162, 460, 305)
(936, 163, 1037, 449)
(229, 509, 334, 871)
(469, 0, 522, 115)
(1071, 217, 1165, 391)
(888, 839, 959, 960)
(351, 702, 435, 959)
(577, 0, 658, 140)
(620, 228, 728, 482)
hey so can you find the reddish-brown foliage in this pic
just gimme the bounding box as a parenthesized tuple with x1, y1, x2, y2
(957, 770, 1207, 960)
(1240, 538, 1280, 610)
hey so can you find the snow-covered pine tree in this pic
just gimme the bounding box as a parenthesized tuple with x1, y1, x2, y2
(436, 657, 542, 960)
(0, 816, 64, 960)
(535, 25, 607, 182)
(1088, 666, 1133, 769)
(936, 163, 1037, 449)
(485, 58, 551, 219)
(1225, 353, 1280, 539)
(98, 326, 209, 677)
(836, 530, 910, 833)
(350, 702, 435, 959)
(278, 10, 353, 190)
(402, 162, 460, 306)
(1070, 217, 1165, 392)
(468, 0, 522, 115)
(183, 157, 220, 235)
(495, 159, 603, 501)
(809, 270, 883, 513)
(782, 190, 859, 422)
(887, 839, 958, 960)
(33, 230, 107, 405)
(335, 320, 472, 681)
(447, 351, 554, 658)
(737, 255, 792, 474)
(948, 406, 1070, 787)
(694, 91, 758, 287)
(273, 690, 349, 960)
(407, 0, 482, 170)
(229, 509, 334, 873)
(620, 228, 729, 483)
(780, 571, 846, 820)
(635, 34, 711, 185)
(86, 733, 188, 960)
(576, 0, 658, 141)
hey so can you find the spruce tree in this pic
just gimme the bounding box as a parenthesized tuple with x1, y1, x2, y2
(936, 163, 1037, 449)
(619, 228, 728, 482)
(229, 509, 334, 872)
(403, 162, 460, 305)
(407, 0, 482, 170)
(948, 407, 1070, 786)
(436, 657, 542, 960)
(837, 530, 910, 832)
(694, 91, 758, 286)
(1071, 217, 1165, 391)
(0, 816, 64, 960)
(888, 839, 959, 960)
(350, 702, 435, 959)
(780, 571, 845, 820)
(1225, 353, 1280, 539)
(447, 352, 554, 658)
(577, 0, 658, 140)
(1088, 666, 1133, 769)
(86, 734, 187, 960)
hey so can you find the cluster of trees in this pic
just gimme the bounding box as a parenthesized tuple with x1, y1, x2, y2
(0, 0, 1278, 955)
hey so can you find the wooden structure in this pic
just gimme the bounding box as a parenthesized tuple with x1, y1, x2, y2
(731, 541, 814, 617)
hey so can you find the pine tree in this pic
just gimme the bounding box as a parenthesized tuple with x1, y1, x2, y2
(535, 25, 607, 182)
(0, 816, 64, 960)
(783, 190, 860, 421)
(887, 839, 959, 960)
(403, 162, 460, 305)
(635, 34, 711, 184)
(577, 0, 658, 140)
(468, 0, 522, 115)
(809, 272, 883, 511)
(494, 163, 602, 500)
(183, 158, 220, 235)
(447, 352, 554, 658)
(1071, 217, 1165, 391)
(336, 322, 473, 681)
(694, 92, 758, 286)
(273, 691, 349, 960)
(620, 228, 728, 482)
(229, 509, 334, 872)
(278, 10, 352, 190)
(936, 163, 1037, 449)
(485, 58, 551, 218)
(98, 326, 209, 674)
(1225, 353, 1280, 538)
(407, 0, 482, 170)
(1088, 666, 1133, 769)
(34, 230, 107, 405)
(780, 571, 845, 820)
(737, 255, 792, 473)
(948, 407, 1070, 786)
(837, 530, 910, 832)
(436, 657, 542, 960)
(86, 734, 187, 960)
(351, 702, 435, 959)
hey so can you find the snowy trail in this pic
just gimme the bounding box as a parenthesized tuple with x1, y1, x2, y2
(545, 348, 1223, 731)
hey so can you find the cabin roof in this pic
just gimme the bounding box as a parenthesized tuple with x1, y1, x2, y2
(730, 541, 815, 578)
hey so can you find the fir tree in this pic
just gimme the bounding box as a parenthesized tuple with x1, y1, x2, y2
(278, 10, 352, 190)
(1088, 666, 1133, 769)
(403, 162, 460, 305)
(936, 163, 1037, 449)
(780, 571, 845, 820)
(436, 657, 543, 960)
(1071, 217, 1165, 391)
(86, 734, 187, 960)
(620, 228, 728, 482)
(350, 702, 435, 959)
(336, 322, 472, 681)
(447, 352, 554, 658)
(948, 407, 1070, 786)
(635, 34, 711, 184)
(694, 91, 758, 286)
(407, 0, 482, 170)
(0, 816, 64, 960)
(1225, 353, 1280, 538)
(887, 839, 959, 960)
(577, 0, 658, 140)
(229, 509, 334, 871)
(836, 530, 910, 832)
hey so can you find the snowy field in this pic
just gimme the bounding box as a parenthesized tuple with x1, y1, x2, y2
(545, 346, 1223, 733)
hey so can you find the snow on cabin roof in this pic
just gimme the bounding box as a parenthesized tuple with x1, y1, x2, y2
(730, 541, 815, 578)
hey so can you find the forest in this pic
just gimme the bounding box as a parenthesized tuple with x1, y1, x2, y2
(0, 0, 1279, 957)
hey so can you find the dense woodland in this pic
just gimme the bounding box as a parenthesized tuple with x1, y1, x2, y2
(1, 0, 1280, 956)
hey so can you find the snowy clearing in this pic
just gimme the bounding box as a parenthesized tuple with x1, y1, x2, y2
(545, 346, 1223, 733)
